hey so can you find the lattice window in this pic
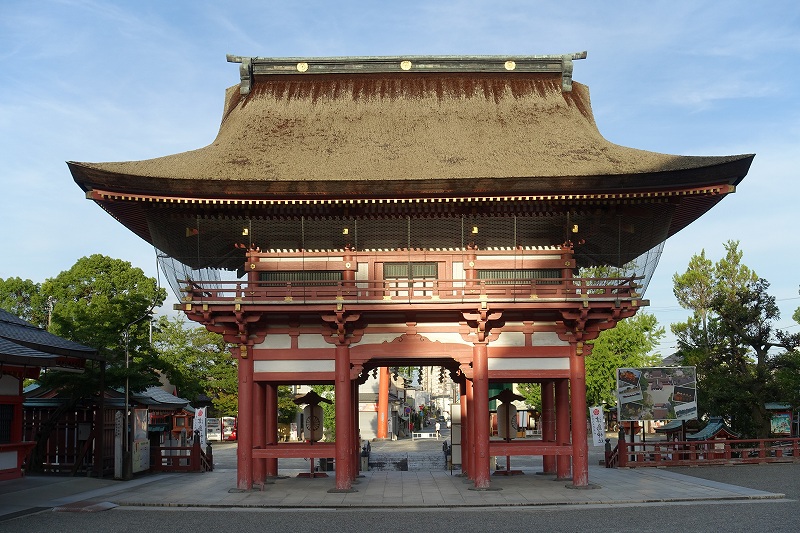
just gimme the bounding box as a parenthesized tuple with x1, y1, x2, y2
(384, 262, 438, 297)
(478, 269, 561, 285)
(259, 271, 343, 286)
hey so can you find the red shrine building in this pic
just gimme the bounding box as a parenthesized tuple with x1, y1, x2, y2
(69, 53, 752, 491)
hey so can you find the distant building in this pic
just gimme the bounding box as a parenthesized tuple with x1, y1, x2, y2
(0, 309, 99, 480)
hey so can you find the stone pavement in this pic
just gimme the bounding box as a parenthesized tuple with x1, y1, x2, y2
(0, 434, 786, 520)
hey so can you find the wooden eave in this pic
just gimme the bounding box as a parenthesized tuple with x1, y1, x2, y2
(82, 178, 739, 254)
(85, 182, 736, 207)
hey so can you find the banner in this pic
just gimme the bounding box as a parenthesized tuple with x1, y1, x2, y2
(589, 406, 605, 446)
(194, 407, 207, 449)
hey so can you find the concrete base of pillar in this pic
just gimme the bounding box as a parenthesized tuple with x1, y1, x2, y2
(468, 486, 503, 491)
(327, 488, 358, 493)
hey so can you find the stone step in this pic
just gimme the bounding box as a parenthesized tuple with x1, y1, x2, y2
(367, 452, 447, 471)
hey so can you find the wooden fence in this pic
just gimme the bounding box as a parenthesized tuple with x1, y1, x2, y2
(22, 404, 117, 476)
(150, 439, 213, 473)
(606, 437, 800, 468)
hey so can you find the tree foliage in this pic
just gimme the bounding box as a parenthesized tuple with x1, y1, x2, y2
(5, 255, 167, 472)
(0, 276, 49, 328)
(37, 254, 167, 398)
(671, 241, 800, 437)
(517, 383, 541, 410)
(151, 315, 238, 416)
(585, 313, 664, 407)
(277, 386, 299, 425)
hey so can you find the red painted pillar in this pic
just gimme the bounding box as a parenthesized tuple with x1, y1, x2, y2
(265, 383, 279, 477)
(472, 342, 491, 489)
(253, 381, 266, 484)
(377, 366, 389, 439)
(570, 343, 589, 486)
(460, 379, 469, 477)
(556, 378, 571, 480)
(333, 343, 355, 491)
(236, 345, 253, 490)
(352, 378, 360, 477)
(464, 378, 474, 478)
(541, 380, 556, 474)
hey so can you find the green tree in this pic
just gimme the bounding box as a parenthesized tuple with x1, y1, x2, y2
(517, 383, 541, 410)
(672, 250, 714, 340)
(277, 386, 299, 425)
(585, 313, 664, 407)
(38, 254, 167, 398)
(671, 242, 799, 437)
(711, 277, 794, 437)
(17, 255, 166, 472)
(151, 315, 238, 415)
(770, 301, 800, 412)
(0, 276, 49, 328)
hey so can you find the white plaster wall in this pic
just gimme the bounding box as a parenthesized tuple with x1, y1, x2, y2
(298, 334, 331, 349)
(359, 333, 405, 345)
(488, 357, 569, 371)
(418, 332, 470, 345)
(253, 335, 292, 349)
(491, 331, 525, 347)
(531, 331, 567, 346)
(254, 360, 335, 373)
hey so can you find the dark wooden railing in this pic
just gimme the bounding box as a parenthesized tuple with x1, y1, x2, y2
(605, 439, 620, 468)
(181, 276, 641, 305)
(611, 438, 800, 468)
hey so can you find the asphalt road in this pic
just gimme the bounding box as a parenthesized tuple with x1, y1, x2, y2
(4, 439, 800, 533)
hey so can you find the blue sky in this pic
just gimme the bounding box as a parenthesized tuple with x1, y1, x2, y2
(1, 1, 799, 356)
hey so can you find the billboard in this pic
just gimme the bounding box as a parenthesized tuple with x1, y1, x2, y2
(616, 366, 697, 422)
(770, 412, 792, 436)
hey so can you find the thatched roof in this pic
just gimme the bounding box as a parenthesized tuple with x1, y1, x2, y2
(67, 55, 753, 272)
(69, 55, 752, 200)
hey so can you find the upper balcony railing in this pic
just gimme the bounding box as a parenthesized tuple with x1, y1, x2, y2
(179, 276, 642, 306)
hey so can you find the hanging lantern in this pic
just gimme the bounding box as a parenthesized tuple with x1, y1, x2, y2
(303, 404, 324, 442)
(497, 402, 518, 440)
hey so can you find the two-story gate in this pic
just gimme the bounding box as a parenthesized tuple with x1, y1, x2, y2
(69, 52, 753, 491)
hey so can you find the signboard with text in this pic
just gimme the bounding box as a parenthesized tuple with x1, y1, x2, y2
(616, 366, 697, 422)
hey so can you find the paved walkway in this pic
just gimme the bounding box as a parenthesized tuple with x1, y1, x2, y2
(0, 434, 786, 519)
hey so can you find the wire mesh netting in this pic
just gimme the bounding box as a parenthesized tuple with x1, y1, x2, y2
(149, 211, 665, 300)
